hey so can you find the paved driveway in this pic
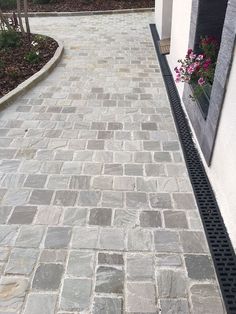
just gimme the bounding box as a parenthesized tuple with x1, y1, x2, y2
(0, 12, 225, 314)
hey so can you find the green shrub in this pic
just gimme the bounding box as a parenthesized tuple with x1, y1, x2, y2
(0, 0, 16, 10)
(32, 0, 51, 4)
(0, 30, 20, 49)
(24, 51, 40, 64)
(34, 34, 47, 43)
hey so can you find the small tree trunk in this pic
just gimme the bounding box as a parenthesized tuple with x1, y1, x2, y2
(23, 0, 30, 39)
(17, 0, 25, 34)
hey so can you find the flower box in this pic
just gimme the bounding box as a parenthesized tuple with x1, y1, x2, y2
(174, 36, 219, 117)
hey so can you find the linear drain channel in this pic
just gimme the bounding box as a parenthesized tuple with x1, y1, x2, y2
(150, 24, 236, 314)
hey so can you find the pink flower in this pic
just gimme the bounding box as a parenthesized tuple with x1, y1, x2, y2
(175, 72, 181, 83)
(203, 58, 211, 70)
(189, 52, 197, 60)
(194, 61, 200, 72)
(198, 77, 205, 86)
(196, 54, 204, 61)
(174, 67, 179, 73)
(187, 48, 193, 56)
(187, 64, 195, 74)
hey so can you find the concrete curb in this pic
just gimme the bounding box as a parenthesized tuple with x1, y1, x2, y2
(4, 7, 154, 18)
(0, 39, 64, 109)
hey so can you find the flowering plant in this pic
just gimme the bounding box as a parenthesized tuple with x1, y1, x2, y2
(24, 40, 40, 64)
(174, 36, 219, 99)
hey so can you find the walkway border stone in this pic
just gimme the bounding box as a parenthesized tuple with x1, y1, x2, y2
(0, 38, 64, 110)
(4, 7, 154, 18)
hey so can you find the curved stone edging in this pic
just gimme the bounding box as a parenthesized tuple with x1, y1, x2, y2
(5, 7, 154, 18)
(0, 39, 64, 109)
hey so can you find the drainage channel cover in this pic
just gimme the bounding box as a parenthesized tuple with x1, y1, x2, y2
(150, 23, 236, 314)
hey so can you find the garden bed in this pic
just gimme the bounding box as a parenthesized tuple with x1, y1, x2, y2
(4, 0, 154, 13)
(0, 33, 58, 97)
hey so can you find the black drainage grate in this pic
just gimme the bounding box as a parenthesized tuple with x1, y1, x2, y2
(150, 23, 236, 314)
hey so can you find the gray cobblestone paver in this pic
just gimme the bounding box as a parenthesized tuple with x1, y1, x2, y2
(0, 12, 225, 314)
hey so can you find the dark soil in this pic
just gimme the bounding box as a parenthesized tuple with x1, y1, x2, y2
(0, 33, 58, 97)
(27, 0, 154, 12)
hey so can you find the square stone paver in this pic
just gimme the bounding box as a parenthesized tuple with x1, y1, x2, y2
(0, 226, 16, 245)
(127, 229, 153, 251)
(154, 230, 182, 253)
(190, 284, 225, 314)
(29, 190, 54, 205)
(72, 227, 99, 249)
(89, 208, 112, 226)
(126, 192, 148, 209)
(5, 248, 39, 275)
(164, 210, 188, 229)
(149, 193, 172, 209)
(67, 251, 94, 277)
(63, 207, 88, 226)
(95, 266, 124, 294)
(15, 226, 45, 248)
(99, 228, 125, 251)
(185, 254, 215, 280)
(44, 227, 72, 249)
(113, 209, 138, 227)
(156, 270, 187, 298)
(127, 253, 154, 281)
(93, 297, 123, 314)
(8, 206, 37, 224)
(140, 211, 162, 228)
(24, 175, 47, 188)
(60, 278, 92, 311)
(126, 282, 156, 312)
(53, 191, 77, 206)
(180, 231, 208, 253)
(32, 264, 64, 290)
(78, 191, 101, 206)
(24, 293, 58, 314)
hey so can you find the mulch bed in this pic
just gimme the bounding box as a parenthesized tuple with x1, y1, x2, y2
(25, 0, 154, 12)
(0, 33, 58, 98)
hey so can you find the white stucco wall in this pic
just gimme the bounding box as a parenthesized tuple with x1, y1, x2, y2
(206, 50, 236, 249)
(166, 0, 193, 96)
(155, 0, 173, 39)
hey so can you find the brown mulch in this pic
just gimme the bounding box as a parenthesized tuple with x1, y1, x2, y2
(0, 33, 58, 98)
(26, 0, 154, 12)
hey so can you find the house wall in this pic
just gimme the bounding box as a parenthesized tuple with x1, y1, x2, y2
(155, 0, 173, 39)
(206, 50, 236, 250)
(182, 0, 234, 164)
(166, 0, 193, 96)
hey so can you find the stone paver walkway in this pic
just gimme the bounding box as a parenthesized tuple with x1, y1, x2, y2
(0, 12, 225, 314)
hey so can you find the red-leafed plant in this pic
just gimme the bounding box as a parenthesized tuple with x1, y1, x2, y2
(174, 36, 219, 99)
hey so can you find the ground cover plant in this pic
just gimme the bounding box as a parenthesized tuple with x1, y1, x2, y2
(0, 0, 58, 97)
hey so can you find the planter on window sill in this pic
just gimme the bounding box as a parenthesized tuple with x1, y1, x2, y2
(190, 82, 212, 119)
